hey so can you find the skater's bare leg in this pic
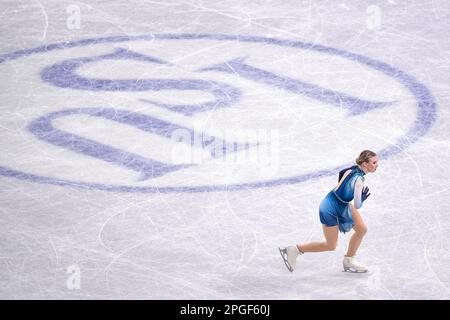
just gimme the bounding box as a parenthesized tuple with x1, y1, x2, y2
(297, 225, 339, 253)
(345, 204, 367, 257)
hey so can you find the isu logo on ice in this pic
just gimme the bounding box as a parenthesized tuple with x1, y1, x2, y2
(0, 34, 436, 192)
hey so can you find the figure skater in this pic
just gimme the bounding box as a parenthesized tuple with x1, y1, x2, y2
(279, 150, 378, 273)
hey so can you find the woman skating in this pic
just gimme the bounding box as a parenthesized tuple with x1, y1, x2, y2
(279, 150, 378, 273)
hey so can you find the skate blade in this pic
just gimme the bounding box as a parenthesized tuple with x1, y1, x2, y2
(278, 247, 293, 272)
(343, 267, 368, 273)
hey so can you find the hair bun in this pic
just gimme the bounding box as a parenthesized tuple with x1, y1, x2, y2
(356, 150, 376, 165)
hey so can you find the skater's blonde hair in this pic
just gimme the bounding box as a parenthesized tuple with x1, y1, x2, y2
(356, 150, 377, 165)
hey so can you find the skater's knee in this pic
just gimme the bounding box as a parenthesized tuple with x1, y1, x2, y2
(355, 224, 368, 235)
(326, 242, 337, 251)
(362, 225, 368, 235)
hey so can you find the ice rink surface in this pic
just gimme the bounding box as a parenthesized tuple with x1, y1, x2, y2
(1, 0, 450, 299)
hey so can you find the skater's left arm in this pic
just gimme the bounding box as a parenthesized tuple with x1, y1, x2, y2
(353, 177, 364, 209)
(353, 177, 371, 209)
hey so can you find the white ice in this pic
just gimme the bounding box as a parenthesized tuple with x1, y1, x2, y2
(1, 0, 450, 299)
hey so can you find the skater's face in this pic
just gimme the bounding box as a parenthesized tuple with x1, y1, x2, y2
(364, 156, 379, 173)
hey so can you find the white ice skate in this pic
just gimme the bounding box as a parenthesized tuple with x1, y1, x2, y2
(279, 246, 302, 272)
(343, 256, 368, 273)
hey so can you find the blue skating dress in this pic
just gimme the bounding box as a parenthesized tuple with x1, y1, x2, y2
(319, 165, 366, 233)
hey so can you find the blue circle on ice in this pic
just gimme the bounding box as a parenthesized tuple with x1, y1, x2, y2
(0, 34, 437, 193)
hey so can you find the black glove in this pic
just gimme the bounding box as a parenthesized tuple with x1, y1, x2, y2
(361, 186, 371, 202)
